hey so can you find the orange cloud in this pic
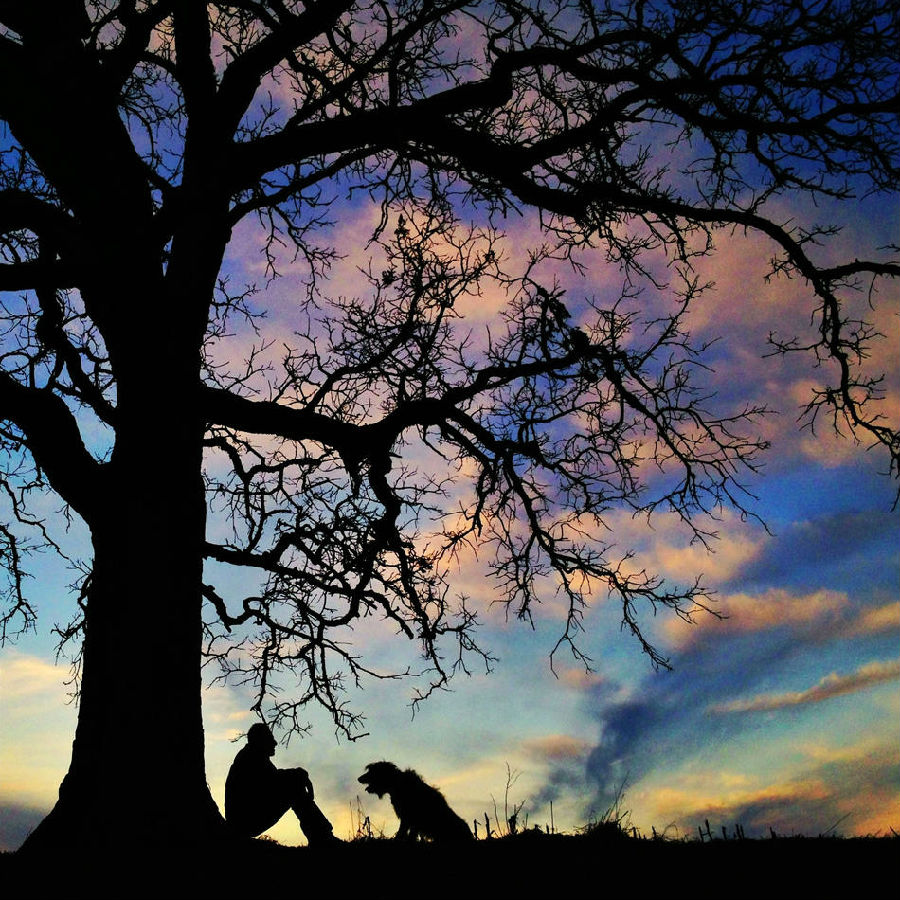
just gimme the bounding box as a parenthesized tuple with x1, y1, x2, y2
(852, 793, 900, 837)
(663, 587, 849, 649)
(711, 658, 900, 714)
(651, 778, 831, 824)
(521, 734, 592, 763)
(557, 668, 607, 691)
(846, 601, 900, 637)
(642, 739, 899, 838)
(595, 507, 769, 588)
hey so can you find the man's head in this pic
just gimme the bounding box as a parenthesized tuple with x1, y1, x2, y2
(246, 722, 277, 757)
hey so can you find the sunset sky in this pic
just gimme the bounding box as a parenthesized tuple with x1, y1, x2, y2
(1, 171, 896, 852)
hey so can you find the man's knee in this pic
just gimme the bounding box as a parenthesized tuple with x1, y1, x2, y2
(277, 767, 313, 800)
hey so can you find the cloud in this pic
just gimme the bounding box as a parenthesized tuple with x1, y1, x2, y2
(577, 585, 895, 824)
(593, 507, 770, 591)
(711, 658, 900, 714)
(651, 525, 766, 587)
(557, 668, 607, 691)
(663, 587, 849, 650)
(637, 197, 898, 482)
(0, 654, 77, 833)
(519, 740, 593, 812)
(651, 779, 832, 834)
(522, 734, 592, 763)
(201, 681, 258, 743)
(0, 652, 69, 699)
(647, 741, 900, 837)
(847, 601, 900, 636)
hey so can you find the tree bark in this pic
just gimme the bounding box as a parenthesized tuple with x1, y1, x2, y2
(22, 361, 226, 853)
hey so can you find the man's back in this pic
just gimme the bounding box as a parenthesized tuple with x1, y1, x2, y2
(225, 741, 281, 836)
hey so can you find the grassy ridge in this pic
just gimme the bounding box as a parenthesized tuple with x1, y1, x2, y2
(2, 830, 895, 896)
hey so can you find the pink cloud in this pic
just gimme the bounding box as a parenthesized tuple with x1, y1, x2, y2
(665, 209, 899, 474)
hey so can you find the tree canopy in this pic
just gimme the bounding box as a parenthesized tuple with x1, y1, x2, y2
(0, 0, 897, 849)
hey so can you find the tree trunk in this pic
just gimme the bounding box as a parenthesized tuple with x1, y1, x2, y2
(22, 376, 226, 853)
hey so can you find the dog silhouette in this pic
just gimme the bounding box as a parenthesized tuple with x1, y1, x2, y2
(358, 761, 473, 842)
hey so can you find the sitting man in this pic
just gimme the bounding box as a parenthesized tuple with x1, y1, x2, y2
(225, 722, 337, 845)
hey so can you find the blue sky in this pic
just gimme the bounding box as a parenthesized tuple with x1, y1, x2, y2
(1, 179, 896, 851)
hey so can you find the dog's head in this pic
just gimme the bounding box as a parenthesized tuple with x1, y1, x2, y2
(358, 761, 402, 798)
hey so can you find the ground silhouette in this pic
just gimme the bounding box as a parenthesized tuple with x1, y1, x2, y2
(3, 829, 895, 897)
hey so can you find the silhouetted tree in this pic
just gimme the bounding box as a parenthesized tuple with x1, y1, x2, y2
(0, 1, 897, 851)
